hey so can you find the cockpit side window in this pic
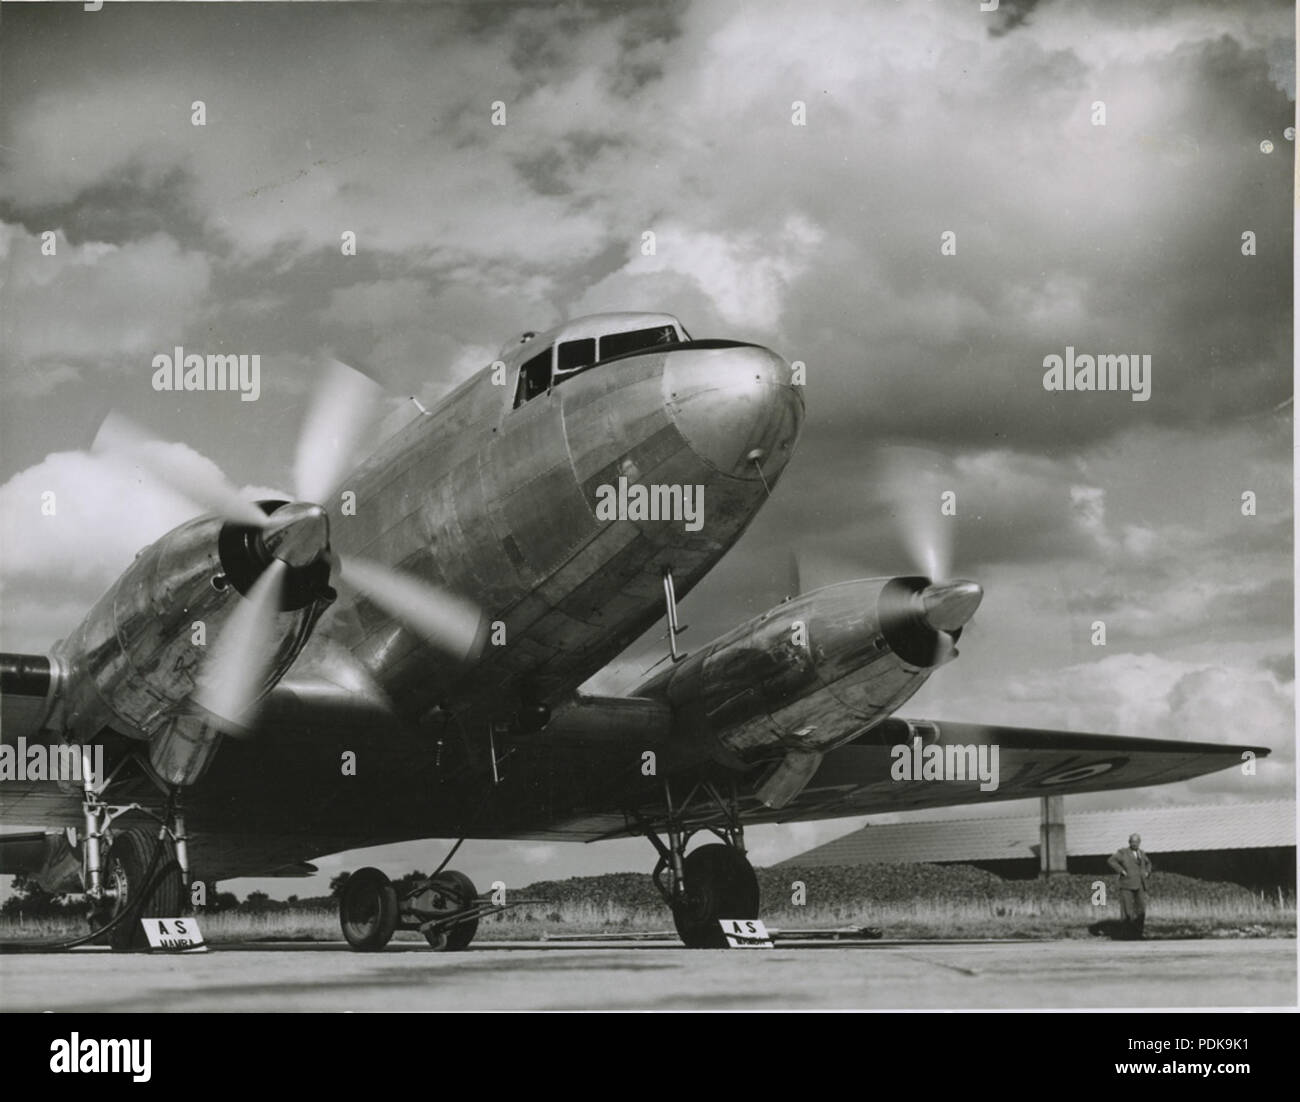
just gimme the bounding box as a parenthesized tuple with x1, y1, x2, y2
(513, 346, 553, 408)
(554, 338, 597, 382)
(598, 325, 679, 360)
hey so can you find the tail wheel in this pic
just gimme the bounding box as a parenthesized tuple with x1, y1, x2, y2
(422, 870, 479, 951)
(671, 843, 760, 949)
(339, 867, 398, 951)
(94, 827, 184, 952)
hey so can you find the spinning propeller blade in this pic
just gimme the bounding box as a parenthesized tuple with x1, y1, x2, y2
(93, 412, 271, 529)
(337, 556, 487, 665)
(293, 358, 385, 505)
(195, 558, 288, 729)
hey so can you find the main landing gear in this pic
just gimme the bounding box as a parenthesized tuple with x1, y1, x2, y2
(339, 867, 488, 952)
(80, 784, 189, 951)
(643, 780, 760, 948)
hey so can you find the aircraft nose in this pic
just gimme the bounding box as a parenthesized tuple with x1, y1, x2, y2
(663, 345, 804, 481)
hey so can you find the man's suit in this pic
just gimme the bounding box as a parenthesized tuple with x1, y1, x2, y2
(1107, 847, 1153, 938)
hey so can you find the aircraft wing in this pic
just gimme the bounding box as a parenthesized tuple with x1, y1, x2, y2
(725, 718, 1267, 824)
(517, 716, 1271, 840)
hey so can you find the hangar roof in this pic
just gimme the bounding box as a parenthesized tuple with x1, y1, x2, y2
(777, 801, 1296, 867)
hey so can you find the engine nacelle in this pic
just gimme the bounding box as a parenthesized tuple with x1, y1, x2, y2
(55, 505, 333, 772)
(639, 577, 970, 771)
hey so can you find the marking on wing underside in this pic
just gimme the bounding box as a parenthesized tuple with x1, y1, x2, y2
(1035, 758, 1127, 787)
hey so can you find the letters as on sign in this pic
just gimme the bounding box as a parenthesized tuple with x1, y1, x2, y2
(718, 918, 774, 948)
(140, 917, 207, 952)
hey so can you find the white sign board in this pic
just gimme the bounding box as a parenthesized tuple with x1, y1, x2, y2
(718, 918, 773, 948)
(140, 917, 207, 952)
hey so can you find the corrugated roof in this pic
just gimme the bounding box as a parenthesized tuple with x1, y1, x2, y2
(778, 801, 1296, 867)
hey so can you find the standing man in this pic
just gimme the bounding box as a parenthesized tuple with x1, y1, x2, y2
(1107, 833, 1153, 939)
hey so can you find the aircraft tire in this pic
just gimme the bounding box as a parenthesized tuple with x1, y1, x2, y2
(671, 843, 760, 949)
(93, 827, 184, 952)
(421, 870, 479, 951)
(339, 866, 399, 951)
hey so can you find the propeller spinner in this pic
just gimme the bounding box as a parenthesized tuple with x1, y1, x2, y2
(919, 579, 983, 633)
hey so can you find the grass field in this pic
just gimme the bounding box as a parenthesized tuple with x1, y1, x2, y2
(479, 865, 1296, 941)
(1, 863, 1292, 944)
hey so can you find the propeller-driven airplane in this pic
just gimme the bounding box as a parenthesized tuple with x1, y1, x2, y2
(0, 312, 1267, 949)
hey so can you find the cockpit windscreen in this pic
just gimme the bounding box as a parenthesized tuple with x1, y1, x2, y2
(599, 325, 678, 360)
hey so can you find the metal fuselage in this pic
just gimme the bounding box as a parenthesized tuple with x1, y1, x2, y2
(327, 318, 804, 724)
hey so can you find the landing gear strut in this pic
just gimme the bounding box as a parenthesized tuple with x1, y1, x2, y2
(81, 783, 189, 951)
(643, 780, 759, 948)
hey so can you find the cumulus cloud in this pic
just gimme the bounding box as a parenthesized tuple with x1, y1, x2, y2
(0, 447, 280, 649)
(573, 214, 825, 335)
(1, 1, 1289, 441)
(953, 650, 1293, 796)
(0, 222, 211, 393)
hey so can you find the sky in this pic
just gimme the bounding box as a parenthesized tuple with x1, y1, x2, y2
(0, 0, 1293, 900)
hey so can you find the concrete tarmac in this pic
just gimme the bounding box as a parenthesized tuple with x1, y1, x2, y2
(1, 938, 1294, 1011)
